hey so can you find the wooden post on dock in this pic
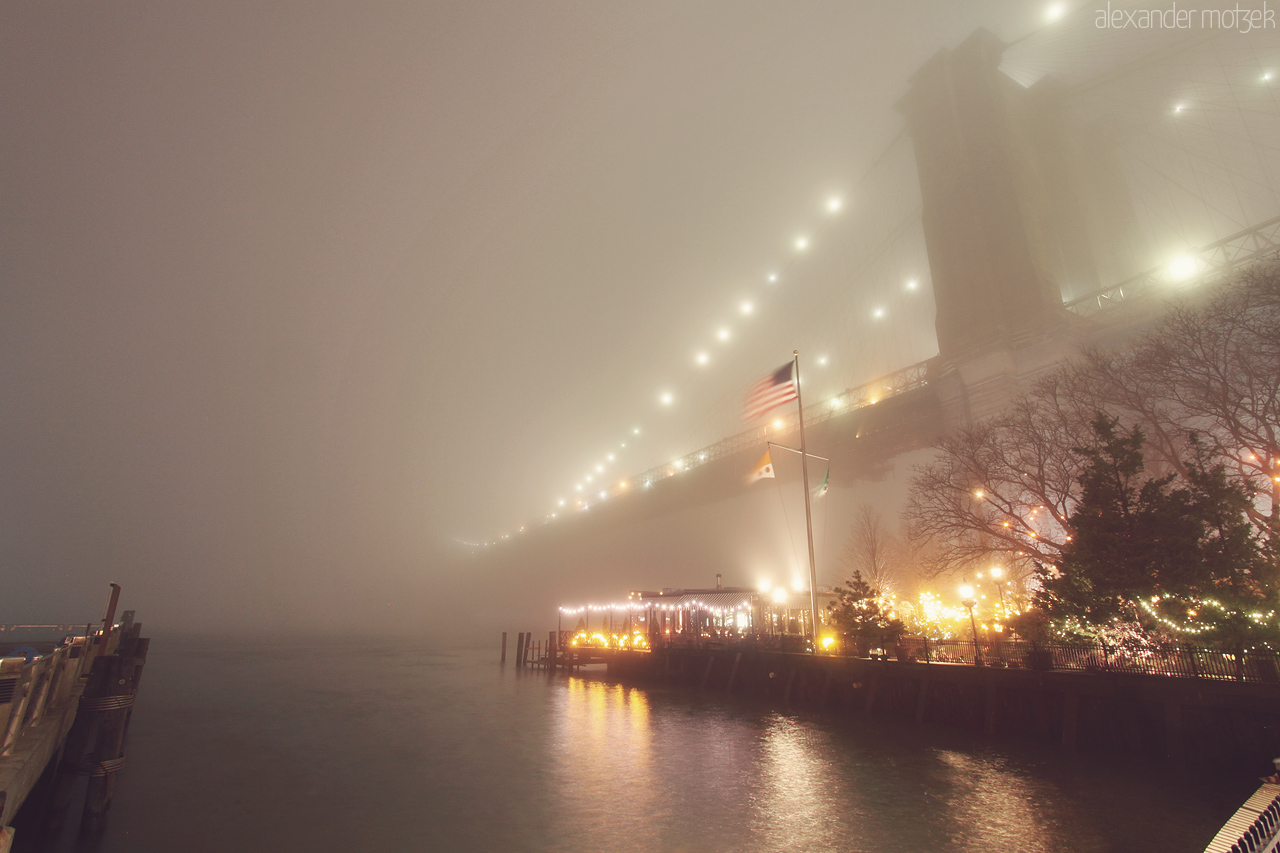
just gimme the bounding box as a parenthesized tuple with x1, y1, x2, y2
(515, 632, 525, 668)
(548, 631, 556, 672)
(500, 632, 508, 663)
(81, 621, 144, 834)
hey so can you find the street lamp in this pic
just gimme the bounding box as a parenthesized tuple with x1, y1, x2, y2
(990, 566, 1006, 612)
(959, 584, 984, 666)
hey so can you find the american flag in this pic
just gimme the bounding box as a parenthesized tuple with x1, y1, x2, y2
(743, 361, 798, 420)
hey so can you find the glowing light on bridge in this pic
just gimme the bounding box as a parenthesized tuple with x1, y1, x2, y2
(607, 454, 614, 461)
(596, 464, 603, 472)
(696, 352, 709, 365)
(906, 278, 918, 291)
(558, 499, 565, 506)
(1264, 71, 1273, 82)
(768, 272, 779, 283)
(740, 301, 753, 315)
(1174, 103, 1187, 113)
(1045, 3, 1065, 21)
(818, 355, 828, 366)
(794, 235, 809, 251)
(872, 307, 886, 319)
(1167, 254, 1198, 281)
(826, 196, 843, 213)
(660, 392, 674, 406)
(717, 327, 730, 341)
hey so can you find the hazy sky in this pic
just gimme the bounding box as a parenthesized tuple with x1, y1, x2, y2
(3, 2, 1060, 630)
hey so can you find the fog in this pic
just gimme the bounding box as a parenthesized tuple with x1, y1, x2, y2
(4, 2, 1100, 636)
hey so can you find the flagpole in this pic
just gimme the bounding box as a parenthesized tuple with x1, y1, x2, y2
(792, 350, 820, 644)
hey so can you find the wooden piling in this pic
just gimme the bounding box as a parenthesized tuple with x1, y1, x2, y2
(515, 632, 525, 668)
(548, 631, 556, 672)
(726, 652, 742, 694)
(81, 621, 144, 834)
(500, 632, 507, 663)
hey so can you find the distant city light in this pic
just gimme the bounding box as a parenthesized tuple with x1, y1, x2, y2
(596, 464, 603, 472)
(1174, 103, 1186, 113)
(660, 392, 674, 406)
(585, 475, 593, 483)
(826, 196, 843, 213)
(872, 307, 885, 319)
(607, 454, 614, 462)
(598, 491, 606, 500)
(1046, 2, 1065, 21)
(959, 585, 975, 600)
(759, 579, 773, 593)
(1265, 71, 1274, 82)
(906, 278, 918, 291)
(829, 398, 843, 410)
(620, 442, 626, 448)
(771, 587, 788, 603)
(558, 499, 565, 506)
(817, 355, 828, 366)
(1167, 254, 1198, 280)
(768, 273, 779, 283)
(740, 301, 753, 315)
(633, 427, 641, 435)
(794, 235, 809, 251)
(717, 328, 730, 341)
(575, 485, 582, 491)
(696, 352, 709, 365)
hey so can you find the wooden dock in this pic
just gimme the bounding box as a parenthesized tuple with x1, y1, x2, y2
(0, 586, 149, 848)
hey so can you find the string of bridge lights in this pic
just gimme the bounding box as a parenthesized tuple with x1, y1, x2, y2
(475, 186, 921, 550)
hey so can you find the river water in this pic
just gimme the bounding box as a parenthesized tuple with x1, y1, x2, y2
(18, 636, 1257, 852)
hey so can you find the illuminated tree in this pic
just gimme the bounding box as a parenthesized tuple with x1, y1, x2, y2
(827, 570, 906, 648)
(1035, 415, 1276, 640)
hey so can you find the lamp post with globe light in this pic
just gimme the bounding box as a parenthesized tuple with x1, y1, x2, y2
(959, 585, 983, 666)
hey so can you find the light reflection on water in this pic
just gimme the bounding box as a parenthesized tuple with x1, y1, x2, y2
(22, 639, 1250, 853)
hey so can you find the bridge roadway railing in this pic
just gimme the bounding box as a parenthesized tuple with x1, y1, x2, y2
(605, 361, 932, 501)
(1065, 214, 1280, 317)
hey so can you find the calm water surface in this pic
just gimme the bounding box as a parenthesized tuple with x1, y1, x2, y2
(22, 636, 1255, 852)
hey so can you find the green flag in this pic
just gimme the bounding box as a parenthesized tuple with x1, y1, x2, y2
(813, 467, 829, 498)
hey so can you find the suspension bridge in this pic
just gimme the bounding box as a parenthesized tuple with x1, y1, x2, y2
(480, 13, 1280, 586)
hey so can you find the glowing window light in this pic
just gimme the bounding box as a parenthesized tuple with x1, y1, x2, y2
(741, 301, 753, 315)
(794, 236, 809, 251)
(1045, 2, 1065, 20)
(696, 352, 709, 365)
(1167, 254, 1198, 281)
(660, 392, 674, 406)
(826, 196, 842, 213)
(717, 327, 731, 341)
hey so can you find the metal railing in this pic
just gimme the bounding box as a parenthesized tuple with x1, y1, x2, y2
(1064, 215, 1280, 317)
(871, 638, 1280, 683)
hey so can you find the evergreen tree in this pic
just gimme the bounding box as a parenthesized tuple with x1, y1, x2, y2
(1036, 415, 1276, 641)
(827, 570, 906, 648)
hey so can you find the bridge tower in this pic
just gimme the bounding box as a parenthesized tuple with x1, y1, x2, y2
(898, 29, 1146, 425)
